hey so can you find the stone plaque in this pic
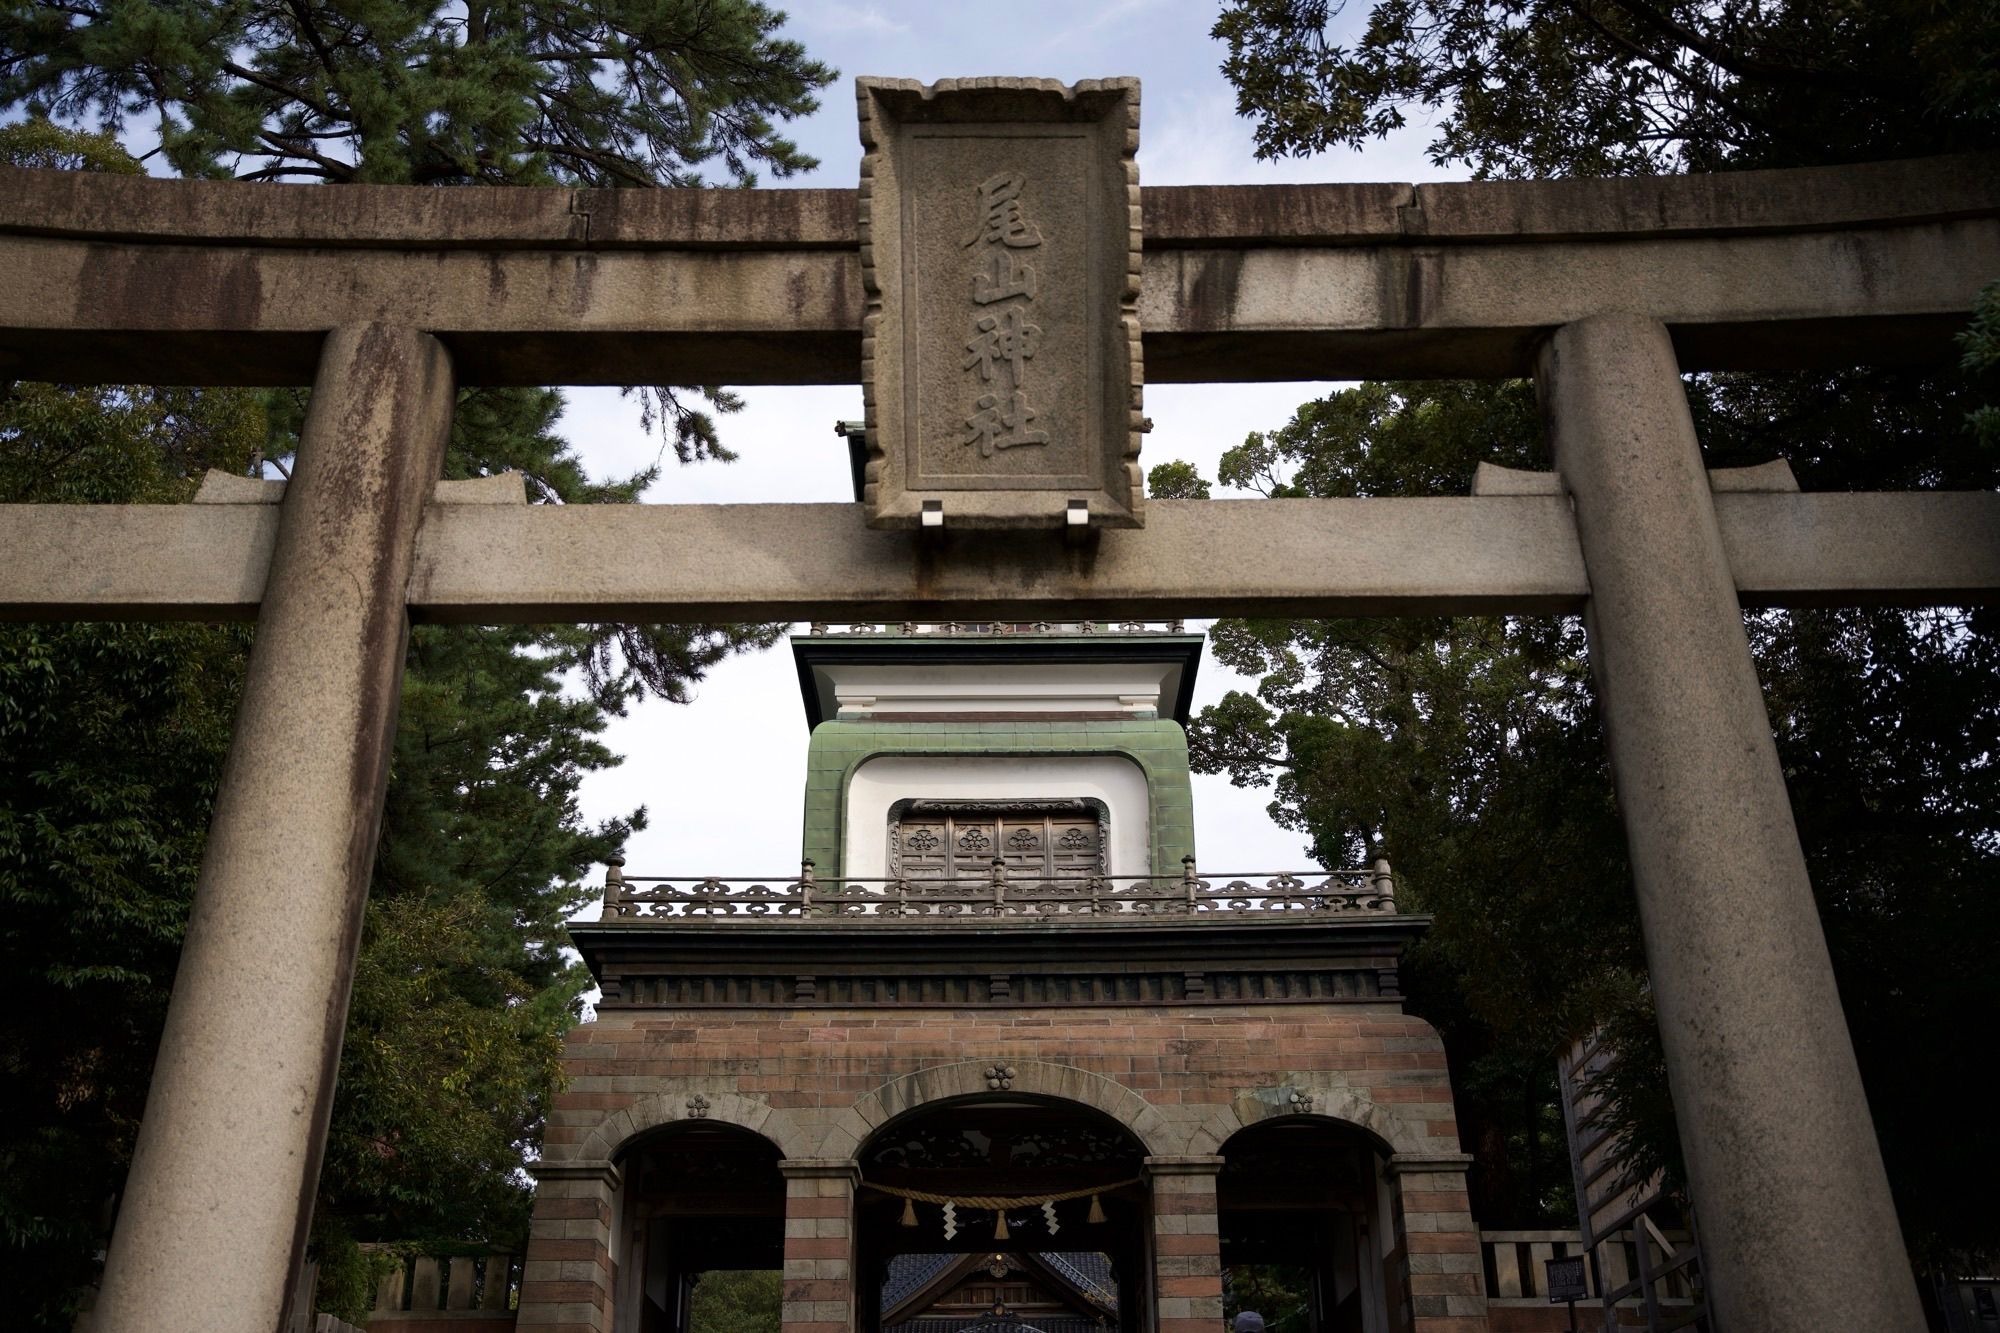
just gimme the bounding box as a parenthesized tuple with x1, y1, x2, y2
(857, 77, 1143, 529)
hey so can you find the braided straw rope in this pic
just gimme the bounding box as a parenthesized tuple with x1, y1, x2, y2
(860, 1177, 1143, 1210)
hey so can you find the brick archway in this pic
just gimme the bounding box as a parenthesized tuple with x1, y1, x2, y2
(831, 1058, 1172, 1158)
(1212, 1084, 1434, 1158)
(565, 1089, 815, 1164)
(841, 1063, 1162, 1333)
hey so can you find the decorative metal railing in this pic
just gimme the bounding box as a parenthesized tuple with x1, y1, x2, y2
(597, 856, 1398, 922)
(803, 619, 1187, 636)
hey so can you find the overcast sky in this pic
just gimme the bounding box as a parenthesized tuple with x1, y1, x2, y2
(564, 1, 1467, 897)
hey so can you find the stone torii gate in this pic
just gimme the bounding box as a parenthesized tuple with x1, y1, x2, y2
(2, 76, 1997, 1333)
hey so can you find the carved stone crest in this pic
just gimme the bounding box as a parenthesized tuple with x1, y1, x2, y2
(857, 77, 1144, 529)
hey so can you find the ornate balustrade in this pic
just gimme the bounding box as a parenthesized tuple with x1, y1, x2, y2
(597, 857, 1398, 922)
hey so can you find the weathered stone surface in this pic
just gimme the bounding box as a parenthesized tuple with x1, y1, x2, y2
(7, 151, 1989, 249)
(1, 212, 1987, 385)
(88, 325, 456, 1333)
(189, 469, 528, 506)
(0, 234, 866, 386)
(1138, 220, 1994, 380)
(0, 164, 856, 251)
(4, 490, 1995, 623)
(1537, 313, 1925, 1333)
(856, 77, 1143, 528)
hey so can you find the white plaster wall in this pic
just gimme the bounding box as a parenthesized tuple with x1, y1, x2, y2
(825, 662, 1176, 716)
(842, 753, 1152, 879)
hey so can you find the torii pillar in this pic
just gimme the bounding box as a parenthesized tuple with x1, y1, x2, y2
(89, 325, 455, 1333)
(1537, 313, 1924, 1332)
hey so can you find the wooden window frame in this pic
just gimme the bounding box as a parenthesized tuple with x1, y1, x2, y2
(886, 797, 1110, 880)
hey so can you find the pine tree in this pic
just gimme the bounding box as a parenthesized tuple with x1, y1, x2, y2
(0, 1, 833, 1316)
(0, 122, 269, 1312)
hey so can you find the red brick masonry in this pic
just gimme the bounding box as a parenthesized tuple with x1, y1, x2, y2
(517, 1002, 1482, 1332)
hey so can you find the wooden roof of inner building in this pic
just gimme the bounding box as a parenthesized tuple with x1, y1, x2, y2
(882, 1250, 1117, 1332)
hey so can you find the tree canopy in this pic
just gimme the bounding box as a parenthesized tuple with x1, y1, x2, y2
(1, 0, 832, 186)
(1153, 366, 2000, 1251)
(1215, 0, 2000, 175)
(0, 0, 829, 1314)
(2, 0, 839, 463)
(1188, 0, 2000, 1270)
(688, 1269, 782, 1332)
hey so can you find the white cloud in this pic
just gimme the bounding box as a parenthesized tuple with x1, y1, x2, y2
(793, 2, 912, 37)
(1039, 0, 1166, 51)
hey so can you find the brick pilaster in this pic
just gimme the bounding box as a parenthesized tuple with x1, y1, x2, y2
(517, 1160, 622, 1333)
(1146, 1154, 1225, 1333)
(1387, 1154, 1486, 1333)
(779, 1157, 860, 1333)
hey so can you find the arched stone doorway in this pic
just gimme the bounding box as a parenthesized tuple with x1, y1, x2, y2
(856, 1095, 1150, 1333)
(611, 1120, 787, 1333)
(1217, 1117, 1395, 1333)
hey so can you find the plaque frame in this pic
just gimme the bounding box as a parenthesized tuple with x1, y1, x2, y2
(856, 76, 1144, 530)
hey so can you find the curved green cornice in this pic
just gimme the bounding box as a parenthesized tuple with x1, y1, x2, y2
(801, 718, 1195, 878)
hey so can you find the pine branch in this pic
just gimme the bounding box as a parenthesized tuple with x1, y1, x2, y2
(220, 59, 335, 121)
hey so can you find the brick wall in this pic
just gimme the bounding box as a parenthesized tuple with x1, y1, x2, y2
(1146, 1157, 1224, 1333)
(545, 1004, 1458, 1157)
(779, 1160, 858, 1333)
(1391, 1160, 1484, 1333)
(521, 1000, 1483, 1331)
(517, 1164, 620, 1333)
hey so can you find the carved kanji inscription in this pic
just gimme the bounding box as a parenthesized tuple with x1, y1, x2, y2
(856, 77, 1144, 529)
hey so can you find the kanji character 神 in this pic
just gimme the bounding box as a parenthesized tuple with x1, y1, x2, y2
(962, 304, 1042, 387)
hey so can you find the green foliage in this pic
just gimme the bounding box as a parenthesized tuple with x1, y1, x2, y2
(0, 114, 141, 172)
(316, 621, 634, 1250)
(324, 891, 581, 1245)
(1147, 458, 1212, 499)
(1214, 0, 2000, 175)
(0, 1, 836, 463)
(0, 372, 264, 1326)
(1205, 1, 2000, 1262)
(1964, 280, 2000, 453)
(1224, 1265, 1312, 1332)
(1220, 378, 1545, 498)
(0, 0, 834, 187)
(310, 1225, 404, 1328)
(688, 1268, 782, 1332)
(1159, 364, 2000, 1253)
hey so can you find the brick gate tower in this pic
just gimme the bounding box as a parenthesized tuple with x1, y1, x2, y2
(517, 623, 1481, 1333)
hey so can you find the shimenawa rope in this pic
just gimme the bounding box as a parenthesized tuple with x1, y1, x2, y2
(860, 1177, 1139, 1211)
